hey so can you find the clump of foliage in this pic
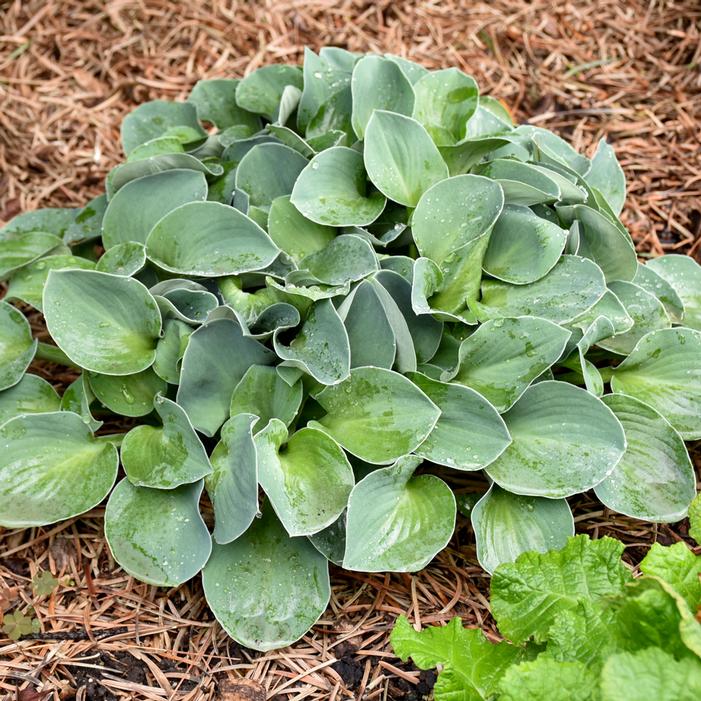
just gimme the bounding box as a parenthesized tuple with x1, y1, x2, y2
(1, 49, 700, 650)
(392, 528, 701, 701)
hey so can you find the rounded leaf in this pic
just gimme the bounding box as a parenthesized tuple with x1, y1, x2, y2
(0, 231, 64, 278)
(0, 374, 60, 427)
(235, 64, 303, 120)
(646, 254, 701, 330)
(0, 301, 37, 391)
(268, 195, 335, 262)
(88, 368, 166, 418)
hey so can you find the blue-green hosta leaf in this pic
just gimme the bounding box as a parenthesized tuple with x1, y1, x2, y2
(235, 143, 308, 208)
(385, 54, 430, 83)
(290, 147, 386, 227)
(447, 316, 571, 412)
(412, 68, 479, 146)
(105, 478, 211, 586)
(101, 170, 208, 249)
(474, 255, 607, 324)
(96, 241, 146, 276)
(530, 127, 591, 175)
(646, 254, 701, 330)
(120, 100, 206, 155)
(471, 484, 574, 574)
(60, 375, 103, 432)
(188, 78, 261, 132)
(307, 512, 346, 566)
(202, 506, 330, 651)
(486, 380, 625, 498)
(343, 456, 455, 572)
(483, 204, 568, 284)
(145, 201, 279, 277)
(498, 657, 600, 701)
(0, 207, 77, 240)
(126, 136, 186, 161)
(439, 135, 511, 176)
(206, 413, 259, 545)
(409, 372, 510, 471)
(597, 281, 670, 355)
(121, 394, 212, 489)
(152, 319, 192, 384)
(306, 88, 354, 143)
(600, 648, 701, 701)
(6, 254, 95, 310)
(633, 262, 684, 323)
(611, 327, 701, 439)
(641, 542, 701, 610)
(350, 55, 415, 139)
(491, 535, 633, 644)
(571, 204, 637, 283)
(411, 256, 476, 324)
(176, 317, 275, 436)
(235, 64, 303, 120)
(87, 368, 166, 418)
(230, 365, 302, 432)
(298, 234, 378, 285)
(43, 269, 161, 375)
(154, 288, 219, 326)
(274, 299, 350, 385)
(585, 139, 626, 216)
(0, 301, 36, 391)
(475, 158, 560, 206)
(568, 289, 634, 344)
(0, 231, 64, 278)
(0, 411, 118, 527)
(0, 374, 59, 427)
(255, 419, 354, 536)
(392, 616, 527, 701)
(267, 195, 335, 263)
(310, 367, 440, 464)
(364, 111, 448, 207)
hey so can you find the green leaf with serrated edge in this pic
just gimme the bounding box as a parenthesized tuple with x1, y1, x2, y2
(690, 494, 701, 545)
(350, 55, 415, 139)
(475, 158, 560, 205)
(176, 317, 275, 436)
(235, 143, 308, 208)
(267, 195, 335, 263)
(290, 146, 386, 227)
(611, 327, 701, 439)
(571, 204, 637, 283)
(485, 381, 625, 498)
(391, 616, 526, 701)
(343, 455, 455, 571)
(337, 281, 396, 369)
(188, 78, 261, 132)
(491, 535, 633, 644)
(412, 68, 479, 146)
(445, 317, 571, 412)
(597, 280, 670, 355)
(600, 648, 701, 701)
(364, 111, 448, 207)
(0, 411, 118, 527)
(96, 241, 146, 276)
(641, 542, 701, 610)
(0, 301, 36, 391)
(121, 394, 211, 489)
(102, 170, 207, 249)
(473, 255, 607, 324)
(408, 372, 510, 471)
(594, 394, 695, 522)
(274, 299, 350, 386)
(153, 319, 191, 384)
(145, 201, 279, 277)
(104, 478, 211, 586)
(471, 484, 574, 574)
(255, 419, 354, 536)
(585, 139, 626, 216)
(202, 505, 330, 651)
(633, 262, 684, 323)
(60, 375, 103, 432)
(412, 174, 503, 264)
(646, 254, 701, 330)
(498, 657, 600, 701)
(307, 511, 346, 566)
(230, 365, 303, 432)
(0, 230, 64, 278)
(205, 413, 259, 545)
(298, 234, 378, 285)
(87, 367, 166, 418)
(43, 269, 161, 375)
(6, 254, 95, 310)
(0, 374, 59, 427)
(483, 204, 568, 284)
(0, 207, 77, 240)
(235, 64, 303, 120)
(310, 367, 440, 464)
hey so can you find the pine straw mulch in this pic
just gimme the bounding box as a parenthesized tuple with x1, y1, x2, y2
(1, 1, 700, 699)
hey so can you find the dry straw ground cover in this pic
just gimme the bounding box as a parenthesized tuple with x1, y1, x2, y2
(1, 0, 700, 699)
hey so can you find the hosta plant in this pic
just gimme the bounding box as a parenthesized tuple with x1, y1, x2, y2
(1, 48, 700, 651)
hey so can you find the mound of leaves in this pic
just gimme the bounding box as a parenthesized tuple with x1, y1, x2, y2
(1, 49, 700, 650)
(392, 504, 701, 700)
